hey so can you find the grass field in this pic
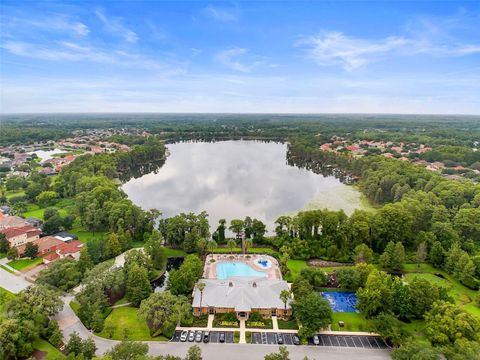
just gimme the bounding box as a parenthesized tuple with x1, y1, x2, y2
(331, 312, 371, 332)
(96, 306, 168, 341)
(212, 247, 277, 255)
(6, 190, 25, 200)
(0, 265, 14, 273)
(162, 247, 188, 257)
(7, 257, 43, 271)
(32, 339, 65, 359)
(403, 263, 479, 318)
(285, 259, 308, 281)
(277, 318, 298, 330)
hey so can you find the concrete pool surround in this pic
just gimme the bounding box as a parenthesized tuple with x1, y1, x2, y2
(203, 254, 282, 280)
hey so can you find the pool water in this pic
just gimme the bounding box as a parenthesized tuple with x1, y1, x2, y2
(321, 291, 358, 312)
(216, 262, 267, 280)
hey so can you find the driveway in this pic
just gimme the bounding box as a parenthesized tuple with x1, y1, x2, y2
(0, 259, 31, 294)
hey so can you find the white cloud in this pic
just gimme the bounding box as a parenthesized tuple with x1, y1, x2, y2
(1, 40, 184, 74)
(95, 9, 138, 43)
(297, 31, 409, 70)
(202, 4, 239, 22)
(299, 27, 480, 70)
(215, 47, 268, 72)
(0, 14, 89, 37)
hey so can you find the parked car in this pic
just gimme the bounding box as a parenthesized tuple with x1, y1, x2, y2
(292, 334, 300, 345)
(180, 331, 188, 342)
(219, 332, 225, 343)
(203, 331, 210, 343)
(277, 333, 284, 344)
(313, 335, 320, 345)
(188, 331, 195, 342)
(195, 330, 203, 342)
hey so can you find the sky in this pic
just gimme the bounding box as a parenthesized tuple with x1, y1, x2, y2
(1, 1, 479, 114)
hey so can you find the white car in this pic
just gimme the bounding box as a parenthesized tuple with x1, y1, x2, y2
(188, 331, 195, 342)
(195, 330, 203, 342)
(180, 331, 188, 342)
(313, 335, 320, 345)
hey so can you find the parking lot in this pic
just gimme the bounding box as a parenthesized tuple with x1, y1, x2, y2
(171, 330, 235, 344)
(251, 332, 389, 349)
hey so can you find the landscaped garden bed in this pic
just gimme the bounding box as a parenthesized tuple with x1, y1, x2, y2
(181, 314, 208, 327)
(212, 312, 239, 328)
(277, 318, 298, 330)
(245, 312, 273, 329)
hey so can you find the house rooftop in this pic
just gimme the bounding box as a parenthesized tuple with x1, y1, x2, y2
(192, 277, 291, 312)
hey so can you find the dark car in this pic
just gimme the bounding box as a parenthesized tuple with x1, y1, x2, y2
(219, 332, 225, 343)
(292, 334, 300, 345)
(203, 331, 210, 343)
(277, 333, 284, 344)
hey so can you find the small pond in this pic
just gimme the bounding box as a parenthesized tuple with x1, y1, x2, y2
(151, 257, 184, 293)
(321, 291, 358, 313)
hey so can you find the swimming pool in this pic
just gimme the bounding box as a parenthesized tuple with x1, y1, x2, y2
(216, 262, 267, 280)
(321, 291, 358, 312)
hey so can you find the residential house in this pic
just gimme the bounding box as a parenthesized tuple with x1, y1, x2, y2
(42, 240, 84, 264)
(0, 215, 28, 229)
(17, 236, 63, 256)
(0, 226, 41, 247)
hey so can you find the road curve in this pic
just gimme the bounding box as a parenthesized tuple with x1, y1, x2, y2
(55, 295, 391, 360)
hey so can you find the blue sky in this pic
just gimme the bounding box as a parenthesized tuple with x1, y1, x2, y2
(1, 1, 479, 114)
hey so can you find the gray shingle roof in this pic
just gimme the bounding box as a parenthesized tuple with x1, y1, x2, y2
(192, 277, 291, 312)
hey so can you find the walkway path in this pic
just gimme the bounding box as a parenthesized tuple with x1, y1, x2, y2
(272, 316, 279, 331)
(239, 320, 246, 344)
(0, 258, 32, 293)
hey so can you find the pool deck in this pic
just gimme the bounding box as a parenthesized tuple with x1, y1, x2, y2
(204, 253, 282, 280)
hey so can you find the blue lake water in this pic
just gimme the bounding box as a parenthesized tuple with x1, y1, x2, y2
(216, 262, 267, 280)
(321, 291, 358, 312)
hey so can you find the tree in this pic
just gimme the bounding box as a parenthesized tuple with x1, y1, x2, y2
(24, 242, 38, 259)
(78, 245, 94, 274)
(380, 241, 404, 271)
(244, 238, 253, 253)
(227, 238, 237, 254)
(184, 345, 202, 360)
(357, 270, 393, 318)
(280, 290, 291, 313)
(7, 246, 18, 260)
(35, 190, 59, 207)
(76, 281, 110, 331)
(37, 258, 82, 291)
(0, 233, 9, 253)
(126, 263, 152, 307)
(290, 278, 313, 299)
(144, 230, 165, 269)
(415, 242, 427, 268)
(167, 255, 203, 296)
(425, 301, 480, 346)
(428, 241, 444, 268)
(229, 219, 244, 237)
(7, 284, 63, 319)
(0, 319, 36, 359)
(264, 346, 291, 360)
(370, 313, 408, 347)
(409, 277, 451, 319)
(251, 218, 267, 241)
(197, 282, 206, 309)
(124, 249, 153, 275)
(105, 233, 122, 259)
(216, 219, 226, 243)
(139, 291, 190, 336)
(354, 244, 373, 264)
(293, 292, 332, 338)
(391, 341, 440, 360)
(104, 340, 149, 360)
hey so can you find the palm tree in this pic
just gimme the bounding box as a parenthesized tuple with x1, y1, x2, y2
(279, 290, 291, 316)
(227, 239, 237, 254)
(197, 282, 206, 309)
(207, 239, 217, 255)
(244, 238, 253, 254)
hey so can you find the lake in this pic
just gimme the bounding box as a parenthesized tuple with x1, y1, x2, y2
(122, 141, 365, 234)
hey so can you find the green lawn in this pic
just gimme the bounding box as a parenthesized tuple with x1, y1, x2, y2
(6, 190, 25, 200)
(331, 312, 371, 332)
(70, 225, 107, 243)
(22, 198, 73, 220)
(0, 252, 6, 259)
(212, 247, 277, 255)
(162, 247, 188, 257)
(277, 318, 298, 330)
(96, 306, 168, 341)
(32, 339, 65, 359)
(7, 257, 43, 271)
(0, 264, 14, 273)
(285, 259, 308, 281)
